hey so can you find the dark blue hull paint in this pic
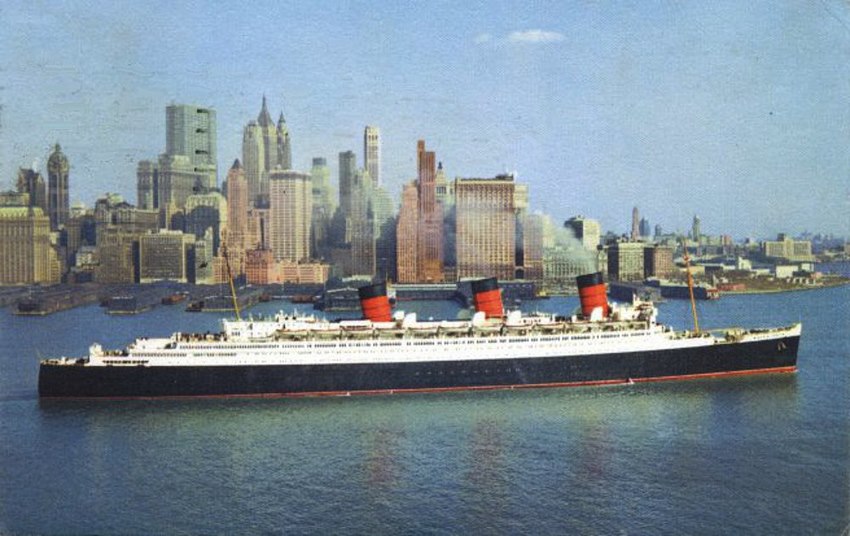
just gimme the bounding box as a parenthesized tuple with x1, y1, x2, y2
(38, 334, 800, 398)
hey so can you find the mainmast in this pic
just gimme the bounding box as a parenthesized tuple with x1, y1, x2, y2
(221, 234, 242, 322)
(682, 238, 700, 334)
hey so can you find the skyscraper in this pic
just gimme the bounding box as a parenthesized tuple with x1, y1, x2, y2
(364, 126, 380, 187)
(94, 226, 138, 284)
(310, 157, 334, 259)
(225, 159, 249, 254)
(565, 215, 601, 251)
(47, 143, 69, 230)
(607, 241, 645, 281)
(138, 230, 196, 283)
(156, 153, 198, 226)
(644, 245, 674, 278)
(184, 190, 227, 255)
(396, 182, 419, 283)
(348, 169, 376, 276)
(242, 119, 265, 206)
(434, 162, 456, 274)
(136, 160, 159, 210)
(416, 140, 443, 282)
(277, 112, 292, 171)
(165, 104, 217, 189)
(269, 170, 312, 262)
(454, 174, 523, 281)
(16, 167, 47, 213)
(371, 185, 396, 282)
(639, 217, 650, 239)
(0, 207, 60, 285)
(242, 97, 291, 206)
(631, 206, 640, 241)
(338, 150, 357, 217)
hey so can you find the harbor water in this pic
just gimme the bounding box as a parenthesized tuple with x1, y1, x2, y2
(1, 286, 848, 534)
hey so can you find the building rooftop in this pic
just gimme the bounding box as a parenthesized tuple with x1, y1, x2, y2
(0, 206, 44, 219)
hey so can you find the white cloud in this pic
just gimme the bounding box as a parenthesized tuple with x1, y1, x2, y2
(507, 29, 565, 43)
(474, 33, 492, 44)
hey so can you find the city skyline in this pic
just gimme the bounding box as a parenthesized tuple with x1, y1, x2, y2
(2, 1, 850, 238)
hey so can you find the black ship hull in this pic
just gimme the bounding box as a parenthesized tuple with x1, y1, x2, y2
(38, 334, 800, 399)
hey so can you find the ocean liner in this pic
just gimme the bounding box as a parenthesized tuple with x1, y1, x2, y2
(38, 274, 800, 399)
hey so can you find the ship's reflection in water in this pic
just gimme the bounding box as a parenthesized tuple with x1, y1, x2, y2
(31, 371, 801, 533)
(365, 427, 403, 489)
(460, 419, 508, 529)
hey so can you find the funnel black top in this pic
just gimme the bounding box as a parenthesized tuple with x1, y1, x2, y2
(358, 283, 387, 299)
(576, 272, 604, 288)
(470, 277, 499, 293)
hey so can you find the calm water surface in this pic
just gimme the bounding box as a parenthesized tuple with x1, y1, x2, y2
(1, 287, 848, 534)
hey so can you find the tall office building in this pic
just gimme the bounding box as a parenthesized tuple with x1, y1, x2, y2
(16, 168, 47, 214)
(156, 153, 197, 225)
(607, 241, 645, 281)
(225, 159, 249, 254)
(434, 162, 452, 207)
(94, 227, 138, 284)
(138, 229, 196, 283)
(47, 143, 70, 230)
(631, 206, 640, 241)
(0, 207, 60, 285)
(371, 186, 396, 282)
(338, 150, 357, 217)
(242, 120, 265, 205)
(276, 112, 292, 171)
(184, 190, 227, 255)
(269, 170, 312, 262)
(348, 168, 376, 276)
(246, 207, 270, 251)
(644, 245, 674, 278)
(434, 162, 457, 274)
(364, 126, 381, 187)
(242, 96, 291, 206)
(165, 104, 217, 189)
(416, 140, 443, 282)
(454, 174, 524, 281)
(692, 215, 702, 256)
(136, 160, 159, 210)
(395, 141, 444, 282)
(396, 182, 419, 283)
(639, 217, 650, 239)
(310, 157, 334, 259)
(565, 215, 601, 251)
(331, 147, 391, 276)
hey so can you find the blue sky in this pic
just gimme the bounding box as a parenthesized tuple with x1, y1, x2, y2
(2, 0, 849, 238)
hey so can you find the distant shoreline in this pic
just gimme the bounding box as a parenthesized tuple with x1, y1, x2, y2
(721, 280, 850, 295)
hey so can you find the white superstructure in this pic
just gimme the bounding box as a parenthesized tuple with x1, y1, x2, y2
(60, 299, 801, 369)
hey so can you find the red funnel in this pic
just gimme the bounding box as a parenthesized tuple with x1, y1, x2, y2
(471, 278, 504, 319)
(576, 272, 609, 319)
(358, 283, 392, 322)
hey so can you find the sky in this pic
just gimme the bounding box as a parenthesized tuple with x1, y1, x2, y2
(1, 0, 849, 239)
